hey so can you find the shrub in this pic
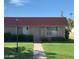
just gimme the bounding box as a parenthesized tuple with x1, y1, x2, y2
(41, 37, 67, 43)
(65, 29, 69, 40)
(50, 37, 67, 43)
(4, 33, 12, 42)
(11, 34, 17, 42)
(4, 33, 33, 42)
(41, 37, 48, 42)
(18, 34, 26, 42)
(25, 34, 33, 42)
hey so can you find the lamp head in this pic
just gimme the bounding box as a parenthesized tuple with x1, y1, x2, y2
(16, 19, 19, 21)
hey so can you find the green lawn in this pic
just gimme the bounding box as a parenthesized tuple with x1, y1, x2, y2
(43, 43, 74, 59)
(4, 42, 33, 59)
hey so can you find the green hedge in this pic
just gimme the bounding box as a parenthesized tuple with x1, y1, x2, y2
(4, 33, 33, 42)
(41, 37, 68, 43)
(4, 33, 12, 42)
(65, 29, 69, 40)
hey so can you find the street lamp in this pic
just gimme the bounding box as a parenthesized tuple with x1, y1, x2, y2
(69, 13, 73, 19)
(16, 19, 19, 53)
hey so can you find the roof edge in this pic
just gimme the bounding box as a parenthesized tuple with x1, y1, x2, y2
(4, 17, 66, 18)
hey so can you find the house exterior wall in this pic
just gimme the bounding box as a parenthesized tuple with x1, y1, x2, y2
(57, 27, 65, 38)
(4, 26, 23, 34)
(28, 26, 66, 38)
(45, 26, 65, 38)
(4, 26, 17, 34)
(46, 27, 58, 37)
(22, 26, 29, 35)
(4, 26, 66, 38)
(28, 26, 47, 37)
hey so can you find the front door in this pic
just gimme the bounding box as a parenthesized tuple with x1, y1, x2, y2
(31, 27, 41, 43)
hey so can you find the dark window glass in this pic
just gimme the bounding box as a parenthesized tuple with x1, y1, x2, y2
(47, 27, 58, 30)
(27, 26, 28, 30)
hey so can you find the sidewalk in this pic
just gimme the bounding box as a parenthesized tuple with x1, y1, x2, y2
(33, 43, 47, 59)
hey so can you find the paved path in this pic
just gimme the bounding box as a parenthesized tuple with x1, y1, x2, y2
(33, 43, 47, 59)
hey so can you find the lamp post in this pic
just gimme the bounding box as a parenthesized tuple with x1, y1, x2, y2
(16, 19, 19, 53)
(69, 13, 73, 19)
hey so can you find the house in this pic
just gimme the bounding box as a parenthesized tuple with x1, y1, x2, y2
(4, 17, 69, 40)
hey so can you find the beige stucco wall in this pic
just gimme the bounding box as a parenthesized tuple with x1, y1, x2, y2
(28, 26, 65, 38)
(29, 26, 47, 37)
(22, 26, 30, 35)
(57, 27, 65, 38)
(45, 26, 65, 38)
(4, 26, 66, 38)
(4, 26, 23, 34)
(4, 26, 17, 34)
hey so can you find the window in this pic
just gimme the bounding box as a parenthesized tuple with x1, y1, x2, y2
(27, 26, 28, 30)
(47, 30, 57, 37)
(58, 27, 64, 30)
(47, 27, 58, 37)
(47, 31, 52, 35)
(47, 27, 58, 31)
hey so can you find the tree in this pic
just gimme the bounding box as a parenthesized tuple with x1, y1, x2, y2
(67, 18, 74, 30)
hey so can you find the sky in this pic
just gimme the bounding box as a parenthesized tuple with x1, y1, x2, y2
(4, 0, 74, 18)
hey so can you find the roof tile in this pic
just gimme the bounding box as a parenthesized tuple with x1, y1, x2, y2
(4, 17, 68, 26)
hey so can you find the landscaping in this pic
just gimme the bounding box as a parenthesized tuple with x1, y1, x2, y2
(4, 31, 74, 59)
(43, 43, 74, 59)
(4, 33, 33, 42)
(4, 42, 33, 59)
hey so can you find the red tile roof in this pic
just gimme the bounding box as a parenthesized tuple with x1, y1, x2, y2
(4, 17, 68, 26)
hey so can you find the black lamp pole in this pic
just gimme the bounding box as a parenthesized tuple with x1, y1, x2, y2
(16, 19, 19, 53)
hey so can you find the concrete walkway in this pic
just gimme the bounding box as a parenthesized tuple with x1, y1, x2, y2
(33, 43, 47, 59)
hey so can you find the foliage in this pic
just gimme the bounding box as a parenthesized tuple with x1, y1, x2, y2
(67, 18, 74, 29)
(4, 33, 13, 42)
(4, 33, 33, 42)
(65, 29, 69, 40)
(41, 37, 48, 42)
(41, 37, 67, 43)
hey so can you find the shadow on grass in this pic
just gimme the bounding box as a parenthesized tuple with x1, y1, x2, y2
(46, 52, 57, 59)
(45, 52, 73, 59)
(33, 50, 58, 59)
(4, 41, 33, 43)
(4, 47, 33, 59)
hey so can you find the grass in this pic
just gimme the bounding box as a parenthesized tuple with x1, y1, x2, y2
(4, 31, 74, 59)
(4, 42, 33, 59)
(43, 43, 74, 59)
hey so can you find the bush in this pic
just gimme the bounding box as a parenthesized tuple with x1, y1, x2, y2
(11, 34, 17, 42)
(25, 34, 33, 42)
(12, 34, 33, 42)
(41, 37, 67, 43)
(65, 29, 69, 40)
(4, 33, 12, 42)
(50, 37, 67, 43)
(18, 34, 26, 42)
(4, 33, 33, 42)
(41, 37, 48, 42)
